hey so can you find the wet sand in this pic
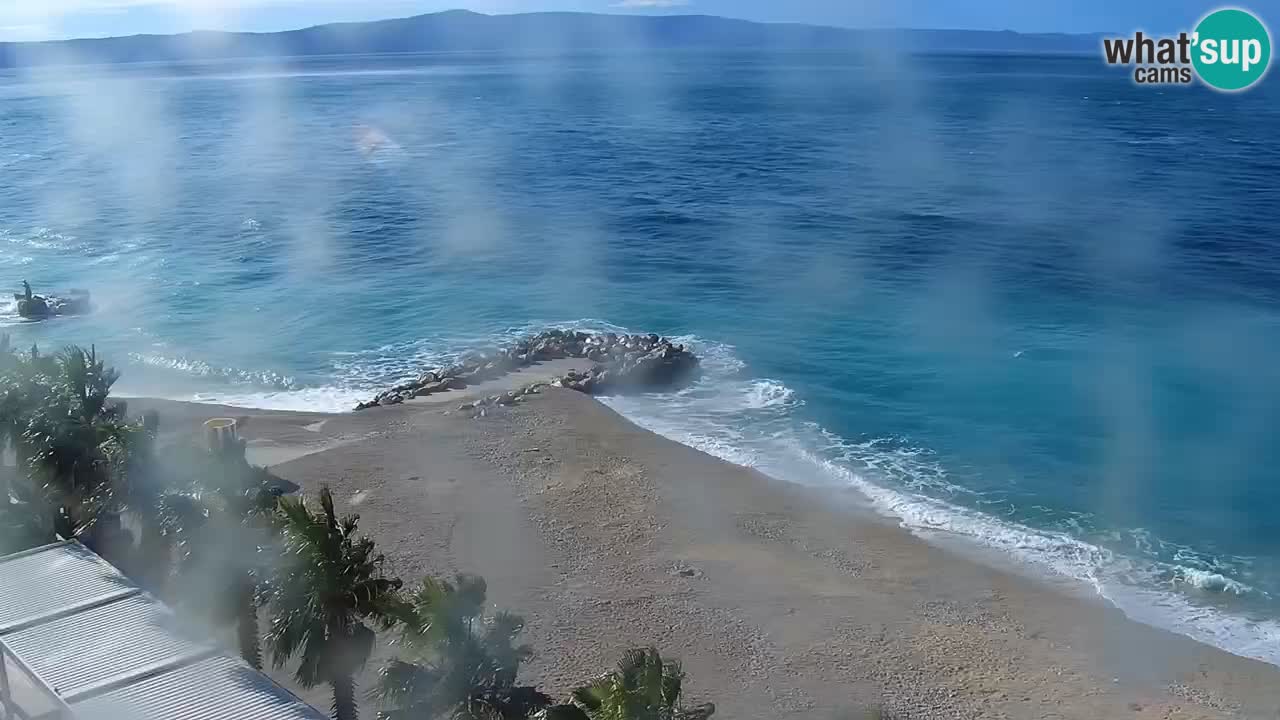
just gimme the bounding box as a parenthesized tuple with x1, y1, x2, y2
(141, 390, 1280, 719)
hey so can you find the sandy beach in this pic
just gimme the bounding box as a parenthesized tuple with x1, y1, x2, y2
(130, 390, 1280, 719)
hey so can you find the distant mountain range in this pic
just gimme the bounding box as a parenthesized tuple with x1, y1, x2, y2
(0, 10, 1103, 67)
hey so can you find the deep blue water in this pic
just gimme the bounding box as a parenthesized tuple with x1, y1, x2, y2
(2, 51, 1279, 663)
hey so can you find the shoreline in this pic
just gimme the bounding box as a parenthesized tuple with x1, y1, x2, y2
(132, 390, 1280, 718)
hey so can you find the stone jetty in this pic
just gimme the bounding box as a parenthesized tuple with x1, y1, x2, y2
(354, 329, 700, 411)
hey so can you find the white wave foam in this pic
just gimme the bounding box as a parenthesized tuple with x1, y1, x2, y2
(0, 296, 31, 327)
(833, 451, 1280, 665)
(1174, 568, 1254, 596)
(328, 317, 640, 390)
(129, 318, 650, 416)
(120, 352, 354, 411)
(187, 387, 368, 414)
(596, 334, 1280, 667)
(1104, 576, 1280, 666)
(129, 352, 297, 389)
(743, 379, 796, 409)
(4, 227, 77, 250)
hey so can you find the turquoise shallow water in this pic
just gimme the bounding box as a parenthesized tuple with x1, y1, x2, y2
(2, 51, 1279, 663)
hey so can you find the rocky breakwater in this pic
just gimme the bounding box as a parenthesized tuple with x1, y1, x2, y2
(354, 329, 700, 411)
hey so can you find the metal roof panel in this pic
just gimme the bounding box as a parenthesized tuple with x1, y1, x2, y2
(71, 655, 327, 720)
(2, 593, 208, 697)
(0, 542, 327, 719)
(0, 542, 129, 633)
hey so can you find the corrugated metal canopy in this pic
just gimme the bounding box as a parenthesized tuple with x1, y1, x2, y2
(73, 656, 325, 720)
(3, 593, 210, 700)
(0, 541, 326, 720)
(0, 541, 134, 634)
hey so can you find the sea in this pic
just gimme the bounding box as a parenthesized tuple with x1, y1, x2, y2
(2, 50, 1278, 666)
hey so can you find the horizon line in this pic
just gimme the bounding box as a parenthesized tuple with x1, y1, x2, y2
(0, 8, 1113, 47)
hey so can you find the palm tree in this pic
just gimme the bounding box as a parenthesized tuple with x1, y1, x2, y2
(0, 340, 40, 552)
(58, 345, 119, 428)
(173, 464, 280, 669)
(0, 341, 56, 488)
(560, 649, 714, 720)
(373, 574, 552, 720)
(0, 343, 97, 553)
(0, 345, 140, 554)
(268, 487, 403, 720)
(20, 345, 132, 545)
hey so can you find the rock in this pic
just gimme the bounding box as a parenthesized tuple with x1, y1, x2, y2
(15, 286, 91, 319)
(356, 328, 700, 409)
(416, 380, 451, 395)
(671, 564, 704, 579)
(458, 402, 477, 411)
(16, 297, 49, 318)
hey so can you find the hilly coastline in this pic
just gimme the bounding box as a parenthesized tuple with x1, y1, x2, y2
(0, 9, 1104, 67)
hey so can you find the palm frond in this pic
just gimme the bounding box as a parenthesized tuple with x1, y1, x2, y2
(568, 648, 700, 720)
(569, 678, 610, 713)
(377, 573, 548, 720)
(266, 485, 402, 706)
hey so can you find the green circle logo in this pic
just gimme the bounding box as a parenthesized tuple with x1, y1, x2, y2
(1193, 8, 1272, 91)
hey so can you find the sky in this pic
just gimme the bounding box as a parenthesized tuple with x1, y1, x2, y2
(1, 0, 1277, 42)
